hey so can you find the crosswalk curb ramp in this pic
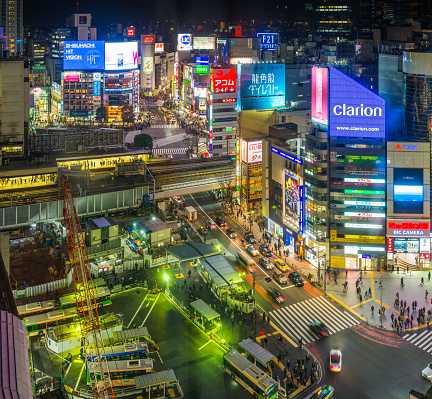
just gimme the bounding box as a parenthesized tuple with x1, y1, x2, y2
(270, 296, 359, 344)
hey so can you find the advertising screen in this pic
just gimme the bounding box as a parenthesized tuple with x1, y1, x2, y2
(257, 33, 279, 50)
(63, 41, 105, 70)
(238, 63, 285, 110)
(393, 168, 424, 214)
(143, 57, 153, 72)
(63, 71, 80, 82)
(241, 140, 262, 164)
(311, 67, 328, 127)
(105, 42, 138, 71)
(211, 68, 237, 94)
(329, 66, 385, 138)
(285, 171, 300, 228)
(178, 34, 192, 51)
(193, 37, 215, 50)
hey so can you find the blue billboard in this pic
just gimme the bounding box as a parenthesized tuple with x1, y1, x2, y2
(63, 41, 105, 70)
(257, 33, 279, 50)
(329, 66, 385, 138)
(238, 63, 285, 110)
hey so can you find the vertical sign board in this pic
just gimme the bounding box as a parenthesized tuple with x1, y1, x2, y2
(238, 63, 285, 110)
(329, 66, 385, 138)
(242, 140, 262, 164)
(311, 67, 328, 128)
(93, 72, 102, 106)
(155, 43, 164, 53)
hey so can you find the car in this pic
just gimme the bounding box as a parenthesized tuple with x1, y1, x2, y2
(310, 385, 334, 399)
(259, 257, 274, 270)
(274, 259, 289, 272)
(268, 287, 286, 303)
(272, 271, 287, 284)
(215, 216, 227, 228)
(198, 226, 208, 236)
(329, 349, 342, 372)
(173, 195, 183, 204)
(422, 363, 432, 380)
(178, 202, 186, 210)
(259, 244, 272, 257)
(288, 271, 304, 287)
(246, 244, 259, 257)
(244, 232, 256, 244)
(226, 228, 237, 238)
(207, 220, 217, 230)
(309, 321, 331, 337)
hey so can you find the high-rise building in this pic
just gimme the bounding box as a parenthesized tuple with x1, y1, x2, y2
(0, 0, 23, 55)
(314, 0, 353, 39)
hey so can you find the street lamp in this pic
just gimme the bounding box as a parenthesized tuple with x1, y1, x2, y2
(377, 274, 383, 328)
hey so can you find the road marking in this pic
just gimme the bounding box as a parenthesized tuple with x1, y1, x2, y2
(74, 362, 85, 391)
(140, 292, 161, 327)
(198, 340, 213, 350)
(269, 320, 298, 347)
(327, 293, 366, 321)
(127, 292, 150, 328)
(351, 297, 374, 309)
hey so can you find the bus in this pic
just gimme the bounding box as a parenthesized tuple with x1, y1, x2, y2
(223, 350, 278, 399)
(236, 251, 254, 269)
(23, 308, 78, 337)
(86, 342, 149, 362)
(59, 286, 112, 310)
(86, 358, 154, 387)
(17, 300, 56, 318)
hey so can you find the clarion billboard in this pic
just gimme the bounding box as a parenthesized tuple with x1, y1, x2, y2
(329, 66, 385, 138)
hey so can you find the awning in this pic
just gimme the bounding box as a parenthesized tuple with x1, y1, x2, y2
(164, 242, 220, 262)
(190, 299, 220, 321)
(113, 327, 149, 342)
(200, 254, 242, 289)
(238, 338, 276, 366)
(134, 369, 177, 389)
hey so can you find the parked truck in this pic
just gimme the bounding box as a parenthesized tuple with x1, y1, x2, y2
(185, 206, 197, 221)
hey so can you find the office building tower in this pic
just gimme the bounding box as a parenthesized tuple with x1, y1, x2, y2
(314, 0, 353, 39)
(0, 0, 23, 55)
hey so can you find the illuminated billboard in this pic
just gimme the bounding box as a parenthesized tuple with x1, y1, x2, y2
(63, 41, 105, 70)
(329, 66, 385, 138)
(393, 168, 424, 214)
(143, 57, 153, 72)
(193, 37, 215, 50)
(257, 33, 279, 50)
(178, 34, 192, 51)
(105, 42, 138, 71)
(196, 56, 209, 74)
(241, 140, 262, 164)
(155, 43, 164, 53)
(285, 171, 300, 228)
(311, 67, 328, 127)
(211, 68, 237, 94)
(238, 63, 285, 110)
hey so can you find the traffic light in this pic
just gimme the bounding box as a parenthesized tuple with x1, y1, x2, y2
(260, 331, 264, 336)
(265, 277, 272, 283)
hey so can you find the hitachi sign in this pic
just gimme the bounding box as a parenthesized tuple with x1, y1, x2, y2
(332, 104, 383, 117)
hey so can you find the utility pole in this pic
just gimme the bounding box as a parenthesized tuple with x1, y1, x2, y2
(253, 271, 256, 341)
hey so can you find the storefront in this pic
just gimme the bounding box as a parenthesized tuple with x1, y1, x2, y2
(267, 219, 283, 239)
(387, 219, 431, 269)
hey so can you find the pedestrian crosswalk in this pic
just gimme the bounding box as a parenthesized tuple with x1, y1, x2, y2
(270, 296, 360, 344)
(151, 124, 179, 129)
(155, 133, 188, 147)
(403, 331, 432, 352)
(152, 147, 188, 155)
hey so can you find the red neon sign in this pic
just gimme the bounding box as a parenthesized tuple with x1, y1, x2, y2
(222, 98, 236, 103)
(142, 35, 154, 43)
(388, 222, 429, 230)
(127, 28, 135, 37)
(211, 68, 237, 94)
(387, 237, 394, 252)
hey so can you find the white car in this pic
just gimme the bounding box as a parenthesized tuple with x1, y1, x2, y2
(208, 220, 217, 230)
(329, 349, 342, 372)
(246, 244, 259, 257)
(422, 363, 432, 380)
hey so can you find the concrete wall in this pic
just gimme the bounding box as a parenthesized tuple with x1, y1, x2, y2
(239, 110, 277, 139)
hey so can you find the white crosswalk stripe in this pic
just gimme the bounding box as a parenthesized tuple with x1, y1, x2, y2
(269, 296, 360, 344)
(151, 124, 179, 129)
(403, 330, 432, 352)
(152, 147, 187, 155)
(155, 132, 188, 147)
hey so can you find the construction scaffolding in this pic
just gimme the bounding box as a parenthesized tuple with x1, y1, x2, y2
(62, 176, 114, 399)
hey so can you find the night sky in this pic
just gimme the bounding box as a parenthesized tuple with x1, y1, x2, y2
(24, 0, 301, 25)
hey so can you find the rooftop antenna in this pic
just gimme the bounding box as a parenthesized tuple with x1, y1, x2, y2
(77, 2, 79, 13)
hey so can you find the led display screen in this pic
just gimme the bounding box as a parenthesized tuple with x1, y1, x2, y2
(393, 168, 424, 214)
(311, 67, 328, 127)
(257, 33, 279, 50)
(193, 37, 215, 50)
(238, 63, 285, 110)
(285, 171, 300, 228)
(329, 66, 385, 138)
(105, 42, 138, 71)
(63, 41, 105, 70)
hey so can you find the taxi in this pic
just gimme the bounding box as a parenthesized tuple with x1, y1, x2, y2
(274, 259, 289, 272)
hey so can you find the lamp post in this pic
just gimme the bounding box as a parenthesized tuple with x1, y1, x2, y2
(164, 274, 170, 293)
(249, 210, 254, 233)
(377, 274, 383, 328)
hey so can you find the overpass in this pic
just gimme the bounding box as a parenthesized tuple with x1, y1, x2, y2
(0, 158, 235, 229)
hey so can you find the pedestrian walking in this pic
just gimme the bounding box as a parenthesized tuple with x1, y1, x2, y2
(426, 290, 429, 299)
(188, 270, 191, 278)
(287, 360, 290, 371)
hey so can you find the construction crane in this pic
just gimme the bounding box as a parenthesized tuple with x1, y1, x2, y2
(62, 177, 114, 399)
